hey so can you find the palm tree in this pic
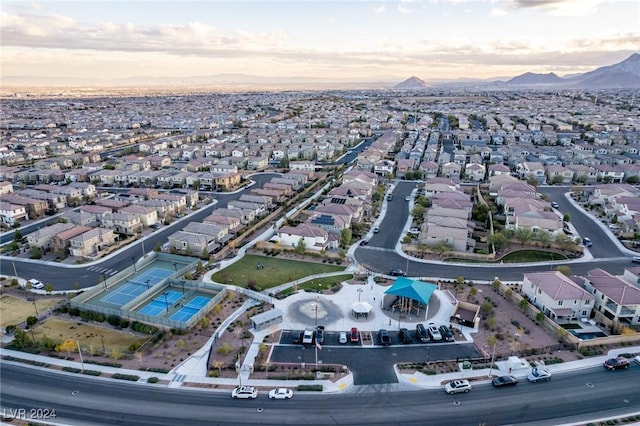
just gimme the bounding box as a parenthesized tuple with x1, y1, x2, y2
(515, 228, 535, 245)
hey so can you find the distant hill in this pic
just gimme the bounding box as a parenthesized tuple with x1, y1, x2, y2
(507, 72, 563, 85)
(564, 53, 640, 88)
(394, 76, 426, 89)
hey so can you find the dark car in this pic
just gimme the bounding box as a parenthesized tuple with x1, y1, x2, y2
(315, 326, 325, 344)
(379, 329, 391, 346)
(399, 328, 412, 344)
(603, 357, 630, 370)
(359, 240, 369, 246)
(492, 375, 518, 387)
(292, 331, 304, 344)
(439, 325, 454, 342)
(416, 323, 430, 343)
(389, 268, 406, 277)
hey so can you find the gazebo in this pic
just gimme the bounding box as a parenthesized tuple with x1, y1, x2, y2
(384, 277, 437, 316)
(351, 301, 373, 319)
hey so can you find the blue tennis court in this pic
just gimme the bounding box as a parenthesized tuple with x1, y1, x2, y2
(100, 267, 174, 307)
(170, 296, 211, 322)
(138, 291, 183, 317)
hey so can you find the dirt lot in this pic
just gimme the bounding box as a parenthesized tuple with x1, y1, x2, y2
(0, 294, 63, 329)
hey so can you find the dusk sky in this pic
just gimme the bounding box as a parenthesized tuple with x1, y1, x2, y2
(1, 0, 639, 85)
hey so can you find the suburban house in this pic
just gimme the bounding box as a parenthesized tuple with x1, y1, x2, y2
(276, 223, 333, 252)
(68, 227, 117, 258)
(0, 201, 28, 225)
(581, 268, 640, 326)
(522, 271, 594, 322)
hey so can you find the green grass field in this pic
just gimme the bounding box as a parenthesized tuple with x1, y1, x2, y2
(212, 254, 346, 289)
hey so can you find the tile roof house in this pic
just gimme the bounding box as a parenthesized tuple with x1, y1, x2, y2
(522, 271, 594, 322)
(583, 268, 640, 326)
(276, 223, 333, 252)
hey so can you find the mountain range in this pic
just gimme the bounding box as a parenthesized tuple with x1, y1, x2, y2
(396, 53, 640, 90)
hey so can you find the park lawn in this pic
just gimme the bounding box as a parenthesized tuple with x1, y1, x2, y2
(212, 254, 346, 289)
(275, 273, 354, 298)
(0, 295, 63, 329)
(500, 250, 567, 263)
(31, 317, 147, 353)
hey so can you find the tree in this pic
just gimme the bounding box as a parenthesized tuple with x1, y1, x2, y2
(13, 229, 22, 242)
(562, 213, 571, 223)
(535, 230, 552, 248)
(411, 204, 425, 220)
(294, 238, 306, 255)
(12, 329, 32, 349)
(212, 360, 225, 375)
(514, 228, 535, 245)
(486, 334, 497, 348)
(488, 232, 507, 251)
(472, 204, 489, 223)
(340, 228, 352, 248)
(44, 284, 54, 294)
(518, 298, 528, 313)
(555, 265, 571, 276)
(431, 240, 453, 257)
(29, 246, 43, 259)
(56, 340, 76, 357)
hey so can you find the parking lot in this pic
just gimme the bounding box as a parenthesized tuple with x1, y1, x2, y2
(275, 329, 482, 385)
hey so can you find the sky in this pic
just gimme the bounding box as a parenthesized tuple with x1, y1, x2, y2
(1, 0, 639, 86)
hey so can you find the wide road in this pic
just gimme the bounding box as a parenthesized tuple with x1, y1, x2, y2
(2, 362, 639, 425)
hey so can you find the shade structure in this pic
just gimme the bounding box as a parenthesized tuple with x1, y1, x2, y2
(384, 277, 437, 305)
(351, 301, 373, 314)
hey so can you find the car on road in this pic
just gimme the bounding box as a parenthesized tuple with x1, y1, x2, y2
(350, 327, 359, 343)
(634, 355, 640, 364)
(359, 239, 369, 246)
(399, 328, 412, 344)
(27, 279, 44, 289)
(632, 256, 640, 263)
(527, 366, 551, 382)
(427, 323, 442, 341)
(405, 195, 411, 201)
(439, 325, 454, 342)
(379, 329, 391, 346)
(603, 357, 630, 370)
(386, 194, 393, 201)
(315, 326, 325, 344)
(389, 268, 406, 277)
(268, 388, 293, 399)
(492, 375, 518, 387)
(444, 379, 472, 394)
(339, 331, 347, 344)
(232, 386, 258, 399)
(551, 202, 559, 209)
(583, 237, 593, 247)
(373, 226, 380, 233)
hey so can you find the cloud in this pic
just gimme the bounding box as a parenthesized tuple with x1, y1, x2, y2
(507, 0, 606, 16)
(373, 4, 385, 14)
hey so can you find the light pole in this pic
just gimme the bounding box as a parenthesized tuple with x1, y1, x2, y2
(314, 303, 318, 327)
(173, 263, 178, 274)
(101, 272, 108, 292)
(488, 341, 497, 378)
(12, 260, 18, 279)
(145, 279, 150, 290)
(181, 280, 186, 299)
(163, 291, 169, 313)
(131, 256, 136, 272)
(33, 301, 39, 317)
(357, 288, 363, 302)
(100, 334, 105, 354)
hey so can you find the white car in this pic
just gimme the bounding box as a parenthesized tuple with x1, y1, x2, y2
(231, 386, 258, 399)
(634, 355, 640, 365)
(27, 279, 44, 289)
(428, 323, 442, 341)
(444, 379, 472, 394)
(527, 366, 551, 382)
(269, 388, 293, 399)
(339, 331, 347, 344)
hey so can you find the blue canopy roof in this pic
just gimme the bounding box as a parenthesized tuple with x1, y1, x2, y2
(384, 277, 437, 305)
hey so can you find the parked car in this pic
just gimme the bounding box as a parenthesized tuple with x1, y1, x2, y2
(527, 366, 552, 382)
(427, 323, 442, 341)
(302, 329, 314, 345)
(292, 331, 303, 344)
(634, 355, 640, 364)
(373, 226, 380, 233)
(492, 375, 518, 387)
(583, 237, 593, 247)
(632, 256, 640, 263)
(416, 324, 430, 343)
(399, 328, 412, 344)
(379, 329, 391, 346)
(268, 388, 293, 399)
(603, 357, 630, 370)
(359, 239, 369, 246)
(339, 331, 347, 344)
(350, 327, 359, 343)
(232, 386, 258, 399)
(439, 325, 454, 342)
(315, 325, 325, 344)
(386, 194, 393, 201)
(389, 268, 406, 277)
(551, 202, 559, 209)
(444, 379, 472, 394)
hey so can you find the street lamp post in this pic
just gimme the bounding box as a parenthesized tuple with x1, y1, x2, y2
(163, 292, 169, 313)
(173, 263, 178, 274)
(33, 301, 38, 317)
(181, 280, 186, 299)
(100, 334, 105, 354)
(12, 260, 18, 280)
(131, 256, 137, 272)
(145, 279, 150, 290)
(357, 288, 363, 302)
(488, 341, 497, 378)
(314, 303, 318, 327)
(101, 273, 108, 292)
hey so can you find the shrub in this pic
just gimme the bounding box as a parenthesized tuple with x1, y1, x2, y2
(147, 377, 159, 383)
(217, 343, 233, 356)
(297, 384, 323, 391)
(5, 324, 17, 334)
(111, 373, 140, 381)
